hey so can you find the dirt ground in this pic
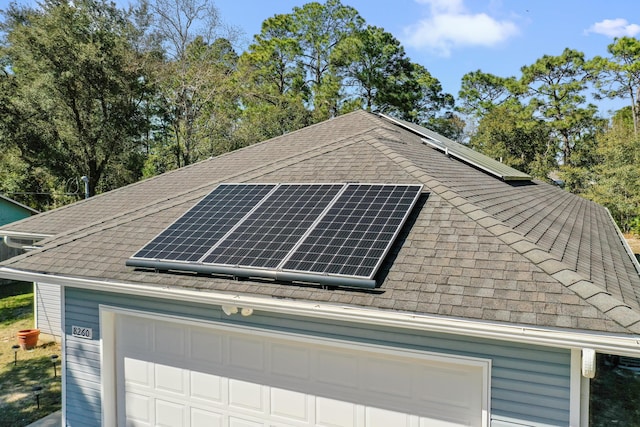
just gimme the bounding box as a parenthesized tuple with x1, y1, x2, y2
(625, 234, 640, 255)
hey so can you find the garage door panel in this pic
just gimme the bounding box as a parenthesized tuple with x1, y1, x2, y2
(365, 407, 412, 427)
(191, 408, 223, 427)
(228, 336, 265, 373)
(116, 314, 488, 427)
(156, 399, 186, 427)
(270, 343, 310, 381)
(362, 357, 414, 399)
(190, 371, 223, 403)
(155, 323, 185, 359)
(315, 397, 357, 427)
(419, 417, 475, 427)
(314, 349, 358, 389)
(125, 392, 152, 426)
(121, 316, 152, 352)
(229, 416, 264, 427)
(155, 363, 186, 395)
(229, 379, 265, 412)
(124, 357, 152, 388)
(270, 387, 309, 422)
(190, 329, 223, 365)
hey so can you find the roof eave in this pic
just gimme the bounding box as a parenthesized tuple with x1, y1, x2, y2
(2, 266, 640, 357)
(0, 194, 40, 215)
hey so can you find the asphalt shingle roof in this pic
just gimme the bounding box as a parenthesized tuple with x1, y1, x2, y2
(1, 110, 639, 336)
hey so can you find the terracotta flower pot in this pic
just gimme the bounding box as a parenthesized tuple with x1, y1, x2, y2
(17, 329, 40, 350)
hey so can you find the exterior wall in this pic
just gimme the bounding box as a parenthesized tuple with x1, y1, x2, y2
(0, 198, 32, 226)
(64, 287, 572, 427)
(0, 242, 23, 284)
(0, 199, 35, 284)
(35, 283, 62, 338)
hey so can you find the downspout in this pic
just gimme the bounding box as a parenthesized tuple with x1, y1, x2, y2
(3, 235, 40, 251)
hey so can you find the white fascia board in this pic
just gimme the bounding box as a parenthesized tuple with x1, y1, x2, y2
(2, 266, 640, 357)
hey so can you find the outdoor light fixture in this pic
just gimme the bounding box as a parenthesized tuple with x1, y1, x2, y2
(221, 305, 238, 316)
(221, 305, 254, 317)
(12, 345, 19, 366)
(582, 348, 596, 378)
(32, 385, 43, 409)
(51, 355, 59, 378)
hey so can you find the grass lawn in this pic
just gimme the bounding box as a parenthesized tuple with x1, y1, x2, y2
(0, 281, 61, 426)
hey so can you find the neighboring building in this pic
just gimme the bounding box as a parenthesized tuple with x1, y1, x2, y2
(0, 195, 56, 336)
(1, 111, 640, 426)
(0, 194, 38, 226)
(0, 194, 38, 281)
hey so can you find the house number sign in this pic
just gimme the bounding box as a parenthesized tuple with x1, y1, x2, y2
(72, 325, 93, 339)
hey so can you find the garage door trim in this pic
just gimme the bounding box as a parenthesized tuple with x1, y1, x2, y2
(99, 305, 491, 426)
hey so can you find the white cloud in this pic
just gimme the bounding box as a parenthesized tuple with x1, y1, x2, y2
(404, 0, 519, 57)
(586, 19, 640, 38)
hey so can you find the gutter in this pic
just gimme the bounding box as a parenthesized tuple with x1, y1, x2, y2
(2, 266, 640, 357)
(1, 231, 49, 251)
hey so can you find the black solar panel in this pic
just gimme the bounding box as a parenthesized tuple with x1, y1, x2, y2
(281, 184, 421, 278)
(202, 184, 343, 268)
(131, 184, 276, 262)
(128, 183, 423, 288)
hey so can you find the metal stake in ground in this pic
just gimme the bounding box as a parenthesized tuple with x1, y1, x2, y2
(12, 345, 19, 366)
(50, 354, 59, 378)
(32, 385, 43, 409)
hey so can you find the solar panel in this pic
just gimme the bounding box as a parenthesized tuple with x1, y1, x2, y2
(281, 184, 420, 279)
(127, 183, 423, 288)
(378, 113, 532, 181)
(202, 184, 343, 268)
(130, 184, 276, 262)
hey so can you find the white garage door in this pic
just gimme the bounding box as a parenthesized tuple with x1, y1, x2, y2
(115, 313, 489, 427)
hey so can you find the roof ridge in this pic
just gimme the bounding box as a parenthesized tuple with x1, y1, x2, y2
(9, 129, 381, 262)
(367, 134, 640, 335)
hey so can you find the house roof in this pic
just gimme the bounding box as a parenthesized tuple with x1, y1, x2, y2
(0, 194, 39, 216)
(2, 110, 640, 337)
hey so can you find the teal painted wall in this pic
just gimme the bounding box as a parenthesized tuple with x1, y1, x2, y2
(0, 198, 33, 226)
(64, 287, 571, 427)
(0, 199, 35, 283)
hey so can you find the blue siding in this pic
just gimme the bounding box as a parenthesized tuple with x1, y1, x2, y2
(64, 287, 571, 427)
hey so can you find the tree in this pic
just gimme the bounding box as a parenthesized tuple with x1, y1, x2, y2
(246, 0, 363, 121)
(469, 102, 555, 179)
(235, 14, 311, 142)
(0, 0, 150, 199)
(401, 63, 457, 137)
(330, 25, 457, 137)
(458, 70, 518, 118)
(519, 48, 602, 167)
(147, 0, 240, 170)
(586, 107, 640, 234)
(589, 37, 640, 135)
(331, 25, 414, 113)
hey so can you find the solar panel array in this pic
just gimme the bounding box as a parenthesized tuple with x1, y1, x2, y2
(127, 183, 423, 288)
(378, 113, 532, 181)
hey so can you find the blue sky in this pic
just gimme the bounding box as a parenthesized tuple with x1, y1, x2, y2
(214, 0, 639, 115)
(2, 0, 638, 114)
